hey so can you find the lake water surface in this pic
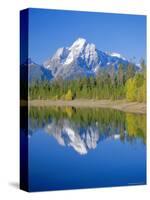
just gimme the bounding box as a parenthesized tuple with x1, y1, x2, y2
(27, 106, 146, 191)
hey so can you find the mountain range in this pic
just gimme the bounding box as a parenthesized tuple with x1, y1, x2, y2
(22, 38, 140, 83)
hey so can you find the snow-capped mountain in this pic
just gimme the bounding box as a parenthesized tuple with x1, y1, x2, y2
(23, 38, 139, 82)
(43, 38, 135, 80)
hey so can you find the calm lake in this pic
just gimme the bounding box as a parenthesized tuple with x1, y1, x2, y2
(27, 106, 146, 191)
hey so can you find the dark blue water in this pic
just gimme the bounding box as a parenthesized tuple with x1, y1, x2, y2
(28, 107, 146, 191)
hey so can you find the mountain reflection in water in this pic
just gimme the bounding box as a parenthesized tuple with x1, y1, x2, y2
(28, 106, 146, 155)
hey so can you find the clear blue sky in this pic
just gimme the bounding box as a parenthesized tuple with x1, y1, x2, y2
(28, 8, 146, 64)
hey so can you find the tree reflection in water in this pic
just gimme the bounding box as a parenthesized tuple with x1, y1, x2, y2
(28, 106, 146, 154)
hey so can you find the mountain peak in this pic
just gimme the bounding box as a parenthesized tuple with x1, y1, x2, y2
(70, 37, 87, 49)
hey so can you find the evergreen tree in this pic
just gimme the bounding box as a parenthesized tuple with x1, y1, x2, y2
(118, 64, 124, 85)
(126, 63, 136, 80)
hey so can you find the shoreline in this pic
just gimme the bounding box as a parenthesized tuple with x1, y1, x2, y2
(28, 99, 146, 114)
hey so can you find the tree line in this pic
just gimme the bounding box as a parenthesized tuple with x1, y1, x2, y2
(29, 60, 146, 102)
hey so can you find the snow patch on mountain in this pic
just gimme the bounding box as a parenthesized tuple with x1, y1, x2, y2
(109, 52, 126, 61)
